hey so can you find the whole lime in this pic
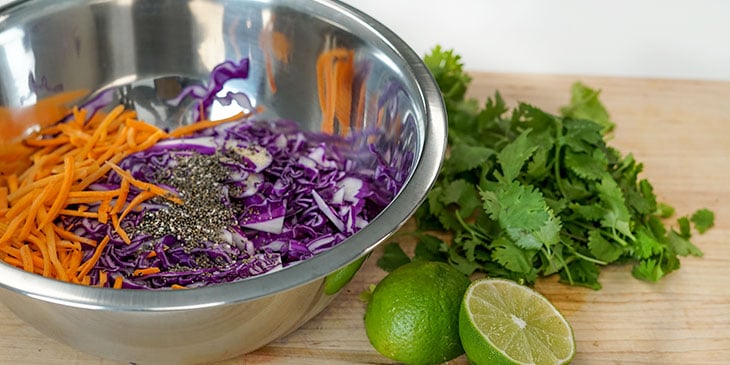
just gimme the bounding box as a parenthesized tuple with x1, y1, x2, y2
(364, 261, 471, 365)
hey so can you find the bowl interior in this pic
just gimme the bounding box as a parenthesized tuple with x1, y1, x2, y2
(0, 0, 445, 309)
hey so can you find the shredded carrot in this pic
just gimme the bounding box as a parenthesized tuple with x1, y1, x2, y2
(71, 106, 87, 128)
(316, 48, 355, 135)
(76, 157, 118, 190)
(132, 267, 160, 277)
(66, 248, 84, 282)
(77, 105, 125, 159)
(26, 233, 51, 277)
(333, 53, 353, 129)
(18, 244, 34, 272)
(43, 223, 69, 281)
(0, 101, 222, 286)
(168, 110, 250, 138)
(119, 190, 156, 223)
(93, 130, 128, 162)
(171, 284, 187, 290)
(67, 190, 119, 200)
(0, 90, 87, 143)
(17, 187, 53, 241)
(97, 198, 112, 224)
(353, 79, 367, 130)
(55, 239, 82, 250)
(0, 211, 27, 245)
(97, 270, 108, 287)
(113, 275, 124, 289)
(76, 236, 110, 279)
(259, 15, 291, 94)
(39, 156, 74, 227)
(24, 135, 71, 147)
(58, 209, 98, 218)
(53, 225, 96, 247)
(126, 127, 138, 149)
(110, 213, 131, 245)
(125, 118, 169, 136)
(6, 174, 63, 203)
(111, 179, 130, 215)
(6, 174, 18, 194)
(106, 162, 182, 205)
(0, 187, 8, 212)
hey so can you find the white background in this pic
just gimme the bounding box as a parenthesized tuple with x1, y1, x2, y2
(0, 0, 727, 81)
(343, 0, 730, 81)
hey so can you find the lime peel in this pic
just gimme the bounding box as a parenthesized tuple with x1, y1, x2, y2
(364, 261, 471, 365)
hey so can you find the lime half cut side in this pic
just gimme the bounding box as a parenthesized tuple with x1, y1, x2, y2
(459, 278, 576, 365)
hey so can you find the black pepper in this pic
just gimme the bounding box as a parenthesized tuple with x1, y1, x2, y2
(134, 153, 237, 259)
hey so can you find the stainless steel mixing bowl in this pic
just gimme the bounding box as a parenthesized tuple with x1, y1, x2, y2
(0, 0, 446, 363)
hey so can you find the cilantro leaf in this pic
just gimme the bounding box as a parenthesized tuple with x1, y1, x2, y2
(496, 131, 538, 183)
(633, 226, 664, 259)
(359, 284, 376, 303)
(427, 186, 460, 231)
(560, 259, 602, 290)
(632, 259, 664, 282)
(564, 149, 609, 181)
(413, 234, 449, 262)
(656, 202, 675, 218)
(570, 203, 606, 222)
(560, 82, 615, 133)
(480, 181, 558, 250)
(446, 247, 481, 276)
(596, 177, 635, 240)
(677, 216, 691, 238)
(668, 230, 703, 257)
(423, 45, 471, 112)
(691, 208, 715, 234)
(491, 237, 538, 276)
(562, 117, 606, 153)
(439, 179, 481, 219)
(414, 202, 443, 231)
(587, 230, 623, 263)
(442, 145, 496, 175)
(376, 242, 411, 272)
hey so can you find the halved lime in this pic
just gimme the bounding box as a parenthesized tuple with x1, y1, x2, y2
(459, 278, 575, 365)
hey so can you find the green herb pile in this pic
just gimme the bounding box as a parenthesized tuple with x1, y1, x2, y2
(379, 47, 715, 289)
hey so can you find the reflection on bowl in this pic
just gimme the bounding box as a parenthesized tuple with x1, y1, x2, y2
(0, 0, 446, 363)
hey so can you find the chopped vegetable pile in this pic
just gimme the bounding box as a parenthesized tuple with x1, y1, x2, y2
(0, 57, 408, 289)
(379, 47, 715, 289)
(78, 118, 403, 289)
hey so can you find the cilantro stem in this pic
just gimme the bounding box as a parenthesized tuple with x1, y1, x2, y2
(610, 227, 631, 247)
(454, 210, 489, 241)
(552, 124, 569, 199)
(566, 221, 631, 247)
(571, 251, 608, 266)
(560, 229, 588, 244)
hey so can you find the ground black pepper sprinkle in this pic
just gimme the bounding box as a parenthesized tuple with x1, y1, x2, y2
(134, 153, 237, 256)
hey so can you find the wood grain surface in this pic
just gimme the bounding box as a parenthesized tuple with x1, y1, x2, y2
(1, 73, 728, 364)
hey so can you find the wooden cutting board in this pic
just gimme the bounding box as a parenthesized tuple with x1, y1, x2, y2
(1, 73, 728, 364)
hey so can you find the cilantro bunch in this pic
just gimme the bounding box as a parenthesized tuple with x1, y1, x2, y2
(380, 46, 714, 289)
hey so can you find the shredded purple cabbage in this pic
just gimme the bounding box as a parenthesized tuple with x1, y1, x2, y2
(168, 58, 254, 121)
(62, 118, 406, 289)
